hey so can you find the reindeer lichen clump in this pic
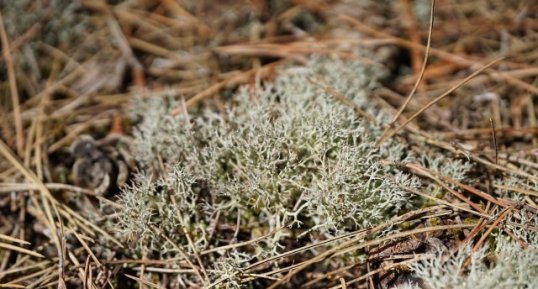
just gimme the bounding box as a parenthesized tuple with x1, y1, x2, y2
(399, 240, 538, 289)
(117, 58, 471, 285)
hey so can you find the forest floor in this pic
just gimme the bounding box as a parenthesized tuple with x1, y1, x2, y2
(1, 0, 538, 288)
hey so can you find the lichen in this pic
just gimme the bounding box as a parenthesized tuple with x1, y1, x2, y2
(118, 57, 424, 285)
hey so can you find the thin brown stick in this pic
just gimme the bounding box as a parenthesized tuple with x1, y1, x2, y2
(404, 163, 487, 213)
(460, 207, 512, 270)
(473, 208, 511, 253)
(438, 175, 505, 207)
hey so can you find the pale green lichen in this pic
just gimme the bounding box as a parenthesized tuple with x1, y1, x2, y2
(401, 240, 538, 289)
(118, 58, 424, 285)
(117, 55, 530, 287)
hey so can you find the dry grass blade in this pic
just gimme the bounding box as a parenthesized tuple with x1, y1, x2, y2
(71, 230, 102, 267)
(0, 234, 30, 245)
(398, 185, 489, 218)
(0, 10, 24, 155)
(493, 185, 538, 198)
(201, 226, 286, 255)
(151, 226, 207, 285)
(330, 256, 432, 289)
(0, 242, 44, 258)
(0, 183, 97, 196)
(413, 134, 538, 183)
(336, 224, 477, 257)
(57, 202, 123, 248)
(404, 163, 486, 213)
(376, 57, 504, 146)
(0, 139, 62, 261)
(48, 110, 114, 153)
(67, 250, 96, 289)
(247, 206, 443, 273)
(124, 274, 166, 289)
(438, 174, 505, 207)
(207, 207, 443, 289)
(0, 137, 122, 287)
(0, 284, 25, 288)
(266, 224, 476, 289)
(0, 261, 51, 279)
(460, 218, 489, 250)
(460, 206, 513, 270)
